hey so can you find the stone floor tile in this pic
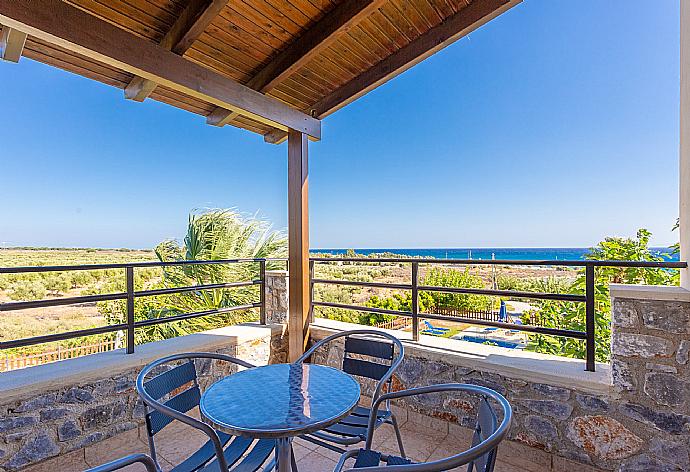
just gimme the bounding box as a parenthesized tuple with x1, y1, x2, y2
(378, 426, 444, 463)
(84, 428, 148, 467)
(552, 455, 605, 472)
(406, 410, 450, 435)
(293, 441, 315, 461)
(496, 440, 552, 472)
(448, 423, 475, 445)
(494, 459, 528, 472)
(293, 437, 319, 451)
(295, 451, 337, 472)
(23, 450, 88, 472)
(153, 423, 209, 465)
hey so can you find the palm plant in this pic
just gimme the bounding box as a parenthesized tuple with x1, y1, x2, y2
(154, 208, 287, 318)
(102, 209, 287, 344)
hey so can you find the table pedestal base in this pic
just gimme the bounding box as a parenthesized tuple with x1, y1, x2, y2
(275, 437, 294, 472)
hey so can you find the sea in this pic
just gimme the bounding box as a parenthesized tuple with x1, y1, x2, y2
(310, 247, 679, 261)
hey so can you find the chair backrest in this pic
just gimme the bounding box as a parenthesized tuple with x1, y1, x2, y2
(141, 359, 200, 437)
(136, 352, 256, 471)
(296, 329, 404, 401)
(358, 384, 512, 472)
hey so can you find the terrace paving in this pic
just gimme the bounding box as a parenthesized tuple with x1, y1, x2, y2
(23, 408, 603, 472)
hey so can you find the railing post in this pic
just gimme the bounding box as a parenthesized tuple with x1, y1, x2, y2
(126, 266, 135, 354)
(585, 264, 595, 371)
(412, 262, 419, 341)
(259, 260, 267, 324)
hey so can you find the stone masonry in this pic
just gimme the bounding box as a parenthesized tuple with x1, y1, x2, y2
(0, 327, 287, 471)
(265, 270, 288, 325)
(310, 290, 690, 472)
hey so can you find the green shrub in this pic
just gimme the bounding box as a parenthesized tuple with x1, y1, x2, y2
(8, 281, 47, 301)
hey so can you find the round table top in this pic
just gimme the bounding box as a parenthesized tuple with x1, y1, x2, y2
(200, 363, 361, 438)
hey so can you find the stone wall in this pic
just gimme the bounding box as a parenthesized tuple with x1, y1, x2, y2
(265, 270, 288, 325)
(310, 290, 690, 472)
(608, 288, 690, 471)
(0, 324, 287, 471)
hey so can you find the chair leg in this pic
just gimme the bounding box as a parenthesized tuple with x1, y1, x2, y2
(390, 414, 406, 458)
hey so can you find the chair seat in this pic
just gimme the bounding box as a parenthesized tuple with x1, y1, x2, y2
(352, 449, 413, 468)
(320, 406, 391, 439)
(170, 432, 274, 472)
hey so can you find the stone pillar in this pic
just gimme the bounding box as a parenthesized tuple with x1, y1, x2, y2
(681, 0, 690, 288)
(610, 285, 690, 470)
(264, 270, 288, 325)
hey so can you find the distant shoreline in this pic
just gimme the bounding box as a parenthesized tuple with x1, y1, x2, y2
(311, 247, 678, 261)
(0, 246, 678, 262)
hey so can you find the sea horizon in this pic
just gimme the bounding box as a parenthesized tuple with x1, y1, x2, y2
(310, 247, 679, 261)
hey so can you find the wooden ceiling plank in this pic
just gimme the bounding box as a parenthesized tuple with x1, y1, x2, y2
(248, 0, 388, 94)
(0, 0, 321, 139)
(0, 24, 27, 62)
(209, 0, 387, 131)
(124, 0, 228, 101)
(312, 0, 521, 118)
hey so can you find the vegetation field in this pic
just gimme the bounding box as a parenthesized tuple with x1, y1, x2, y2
(0, 248, 157, 347)
(0, 214, 680, 367)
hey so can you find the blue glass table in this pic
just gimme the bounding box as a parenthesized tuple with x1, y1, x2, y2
(200, 363, 361, 472)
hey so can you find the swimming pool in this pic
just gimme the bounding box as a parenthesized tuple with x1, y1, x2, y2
(458, 335, 525, 349)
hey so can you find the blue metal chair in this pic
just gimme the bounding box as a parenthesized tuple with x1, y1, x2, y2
(333, 384, 512, 472)
(84, 453, 159, 472)
(295, 330, 406, 456)
(136, 353, 276, 472)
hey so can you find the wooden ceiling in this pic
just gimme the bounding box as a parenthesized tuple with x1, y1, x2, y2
(2, 0, 519, 142)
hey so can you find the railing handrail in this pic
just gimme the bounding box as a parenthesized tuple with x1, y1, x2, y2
(309, 256, 687, 268)
(310, 257, 687, 372)
(0, 258, 274, 355)
(0, 257, 288, 273)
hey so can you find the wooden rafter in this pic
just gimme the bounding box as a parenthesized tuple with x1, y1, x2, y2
(125, 0, 228, 102)
(261, 0, 521, 144)
(0, 0, 321, 139)
(312, 0, 521, 118)
(0, 23, 26, 62)
(210, 0, 386, 132)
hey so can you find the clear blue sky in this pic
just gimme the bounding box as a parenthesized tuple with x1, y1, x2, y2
(0, 0, 680, 249)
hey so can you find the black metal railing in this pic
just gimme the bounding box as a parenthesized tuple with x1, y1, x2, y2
(309, 257, 687, 372)
(0, 259, 277, 354)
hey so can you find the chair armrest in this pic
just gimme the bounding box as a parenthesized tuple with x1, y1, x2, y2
(333, 449, 360, 472)
(84, 453, 160, 472)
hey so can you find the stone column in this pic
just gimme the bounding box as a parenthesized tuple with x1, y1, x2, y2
(681, 0, 690, 288)
(264, 270, 288, 325)
(610, 285, 690, 470)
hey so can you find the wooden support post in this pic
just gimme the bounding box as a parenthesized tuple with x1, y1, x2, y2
(288, 129, 310, 362)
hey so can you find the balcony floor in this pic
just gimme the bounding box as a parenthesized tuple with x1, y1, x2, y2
(22, 407, 599, 472)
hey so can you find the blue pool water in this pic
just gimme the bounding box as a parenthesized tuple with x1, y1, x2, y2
(459, 335, 524, 349)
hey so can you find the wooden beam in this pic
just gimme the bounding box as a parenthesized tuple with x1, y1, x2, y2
(125, 0, 228, 102)
(264, 129, 289, 145)
(287, 129, 310, 362)
(249, 0, 387, 93)
(209, 0, 386, 130)
(0, 24, 26, 62)
(0, 0, 320, 139)
(206, 108, 240, 127)
(312, 0, 522, 118)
